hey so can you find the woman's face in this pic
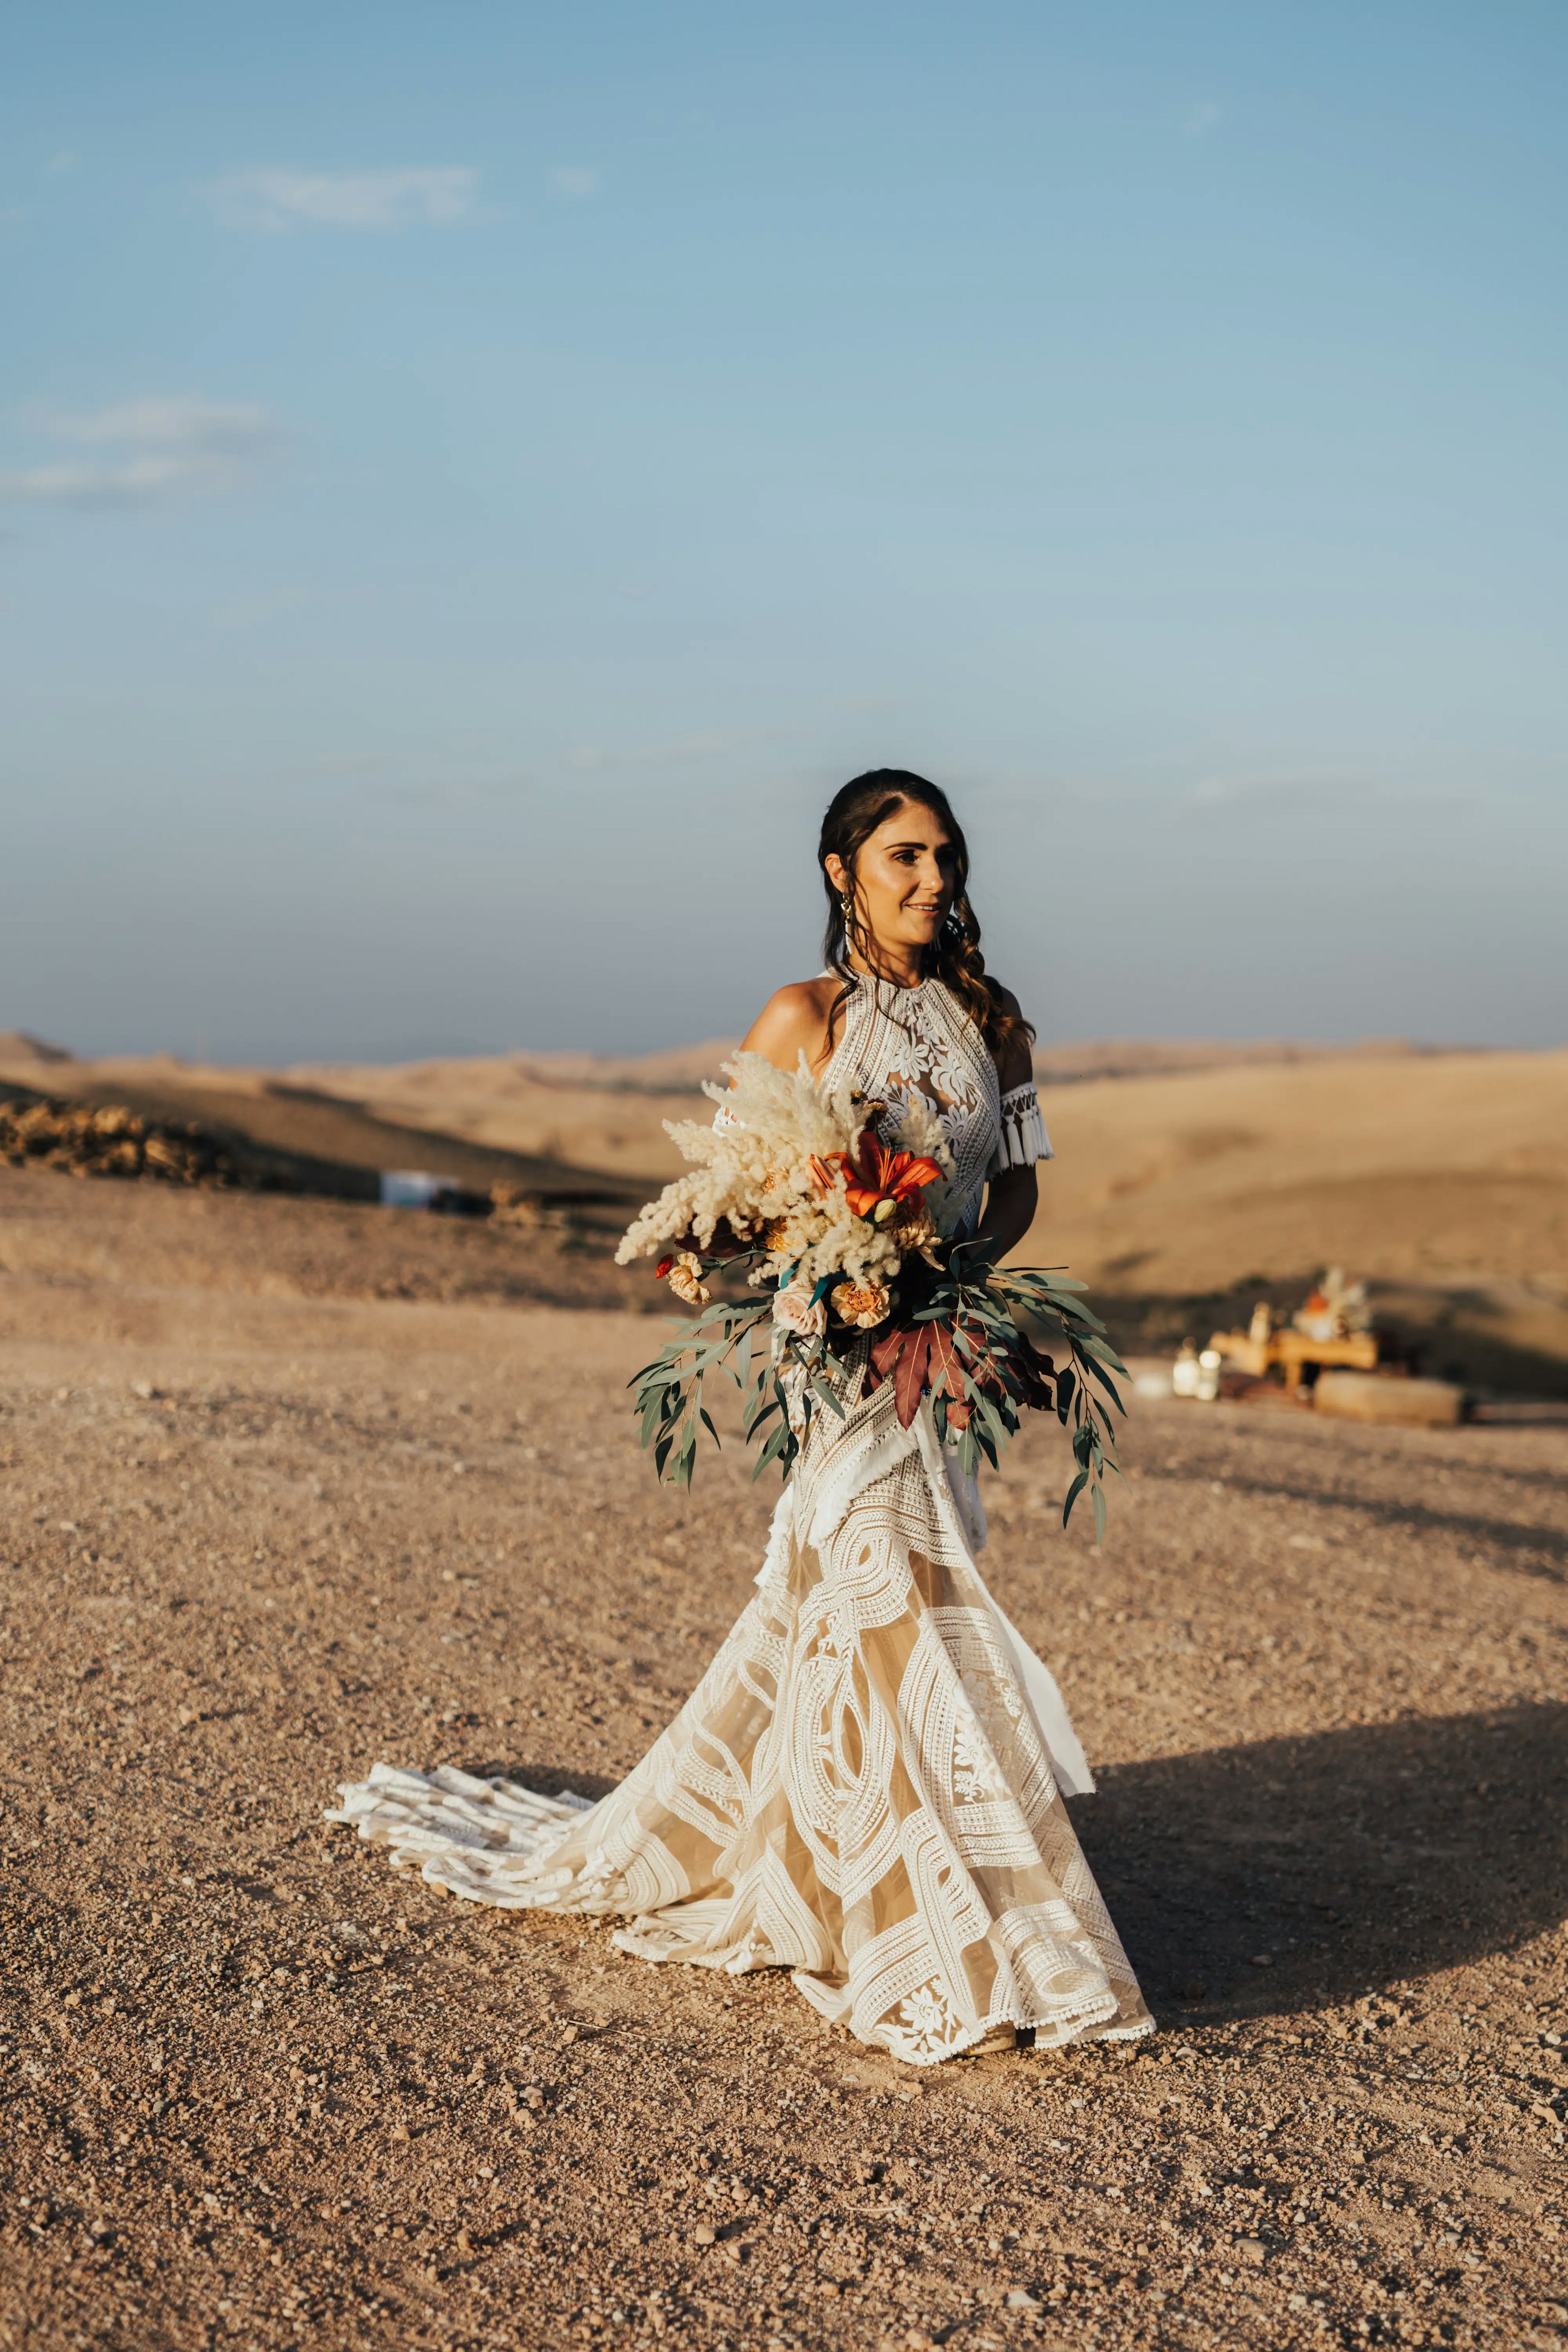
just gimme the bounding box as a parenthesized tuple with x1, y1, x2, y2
(826, 799, 958, 959)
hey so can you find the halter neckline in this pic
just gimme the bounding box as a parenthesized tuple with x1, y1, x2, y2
(841, 967, 934, 997)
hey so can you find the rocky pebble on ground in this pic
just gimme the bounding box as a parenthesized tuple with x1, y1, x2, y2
(1, 1174, 1566, 2351)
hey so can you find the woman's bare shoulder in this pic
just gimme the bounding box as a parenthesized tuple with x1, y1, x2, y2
(739, 977, 842, 1075)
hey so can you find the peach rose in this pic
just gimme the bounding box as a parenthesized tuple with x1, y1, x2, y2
(772, 1283, 828, 1340)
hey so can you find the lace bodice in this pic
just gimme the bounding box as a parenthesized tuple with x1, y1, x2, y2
(820, 974, 1050, 1234)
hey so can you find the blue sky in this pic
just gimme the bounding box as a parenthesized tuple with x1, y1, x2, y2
(3, 0, 1565, 1058)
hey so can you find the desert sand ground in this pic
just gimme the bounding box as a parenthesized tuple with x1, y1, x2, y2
(2, 1163, 1566, 2352)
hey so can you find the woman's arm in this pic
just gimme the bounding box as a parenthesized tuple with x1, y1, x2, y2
(976, 985, 1042, 1261)
(976, 1163, 1039, 1260)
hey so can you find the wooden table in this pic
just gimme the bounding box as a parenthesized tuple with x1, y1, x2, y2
(1209, 1327, 1380, 1394)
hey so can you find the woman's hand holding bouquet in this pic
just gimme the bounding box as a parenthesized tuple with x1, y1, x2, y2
(615, 1053, 1124, 1536)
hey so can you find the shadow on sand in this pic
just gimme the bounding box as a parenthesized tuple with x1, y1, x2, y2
(1074, 1699, 1568, 2024)
(1149, 1460, 1568, 1584)
(471, 1703, 1566, 2031)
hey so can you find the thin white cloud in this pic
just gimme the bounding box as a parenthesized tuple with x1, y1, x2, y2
(1, 151, 79, 232)
(1188, 767, 1369, 810)
(0, 396, 279, 508)
(1183, 101, 1222, 139)
(209, 585, 319, 633)
(51, 396, 276, 452)
(549, 166, 600, 200)
(0, 458, 194, 505)
(324, 755, 539, 810)
(568, 728, 758, 774)
(207, 166, 479, 233)
(377, 773, 540, 813)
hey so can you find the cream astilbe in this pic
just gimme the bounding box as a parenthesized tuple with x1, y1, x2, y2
(614, 1050, 953, 1297)
(613, 1051, 854, 1266)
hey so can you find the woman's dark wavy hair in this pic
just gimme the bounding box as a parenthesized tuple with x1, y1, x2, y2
(819, 769, 1035, 1062)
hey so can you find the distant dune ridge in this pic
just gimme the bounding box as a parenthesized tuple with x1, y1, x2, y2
(0, 1029, 1474, 1090)
(3, 1026, 1565, 1388)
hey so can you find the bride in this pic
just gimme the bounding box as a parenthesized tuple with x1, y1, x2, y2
(329, 770, 1152, 2065)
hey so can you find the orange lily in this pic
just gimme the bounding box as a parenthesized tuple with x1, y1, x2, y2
(811, 1133, 944, 1221)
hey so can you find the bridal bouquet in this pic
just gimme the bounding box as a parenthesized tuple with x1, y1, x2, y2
(615, 1054, 1124, 1536)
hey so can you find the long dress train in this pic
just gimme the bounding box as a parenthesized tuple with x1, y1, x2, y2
(327, 976, 1152, 2064)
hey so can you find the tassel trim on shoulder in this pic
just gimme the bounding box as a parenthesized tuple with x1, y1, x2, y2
(987, 1082, 1053, 1174)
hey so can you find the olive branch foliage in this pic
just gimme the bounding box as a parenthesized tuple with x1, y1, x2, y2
(628, 1236, 1126, 1540)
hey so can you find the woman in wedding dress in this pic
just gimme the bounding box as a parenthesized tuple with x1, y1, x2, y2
(330, 770, 1152, 2065)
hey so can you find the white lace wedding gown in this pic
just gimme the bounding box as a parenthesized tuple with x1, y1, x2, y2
(328, 976, 1152, 2064)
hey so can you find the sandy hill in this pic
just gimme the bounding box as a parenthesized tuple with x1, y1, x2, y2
(0, 1034, 651, 1213)
(278, 1043, 736, 1180)
(1031, 1048, 1568, 1289)
(1027, 1047, 1568, 1391)
(273, 1039, 1568, 1310)
(3, 1029, 1564, 1386)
